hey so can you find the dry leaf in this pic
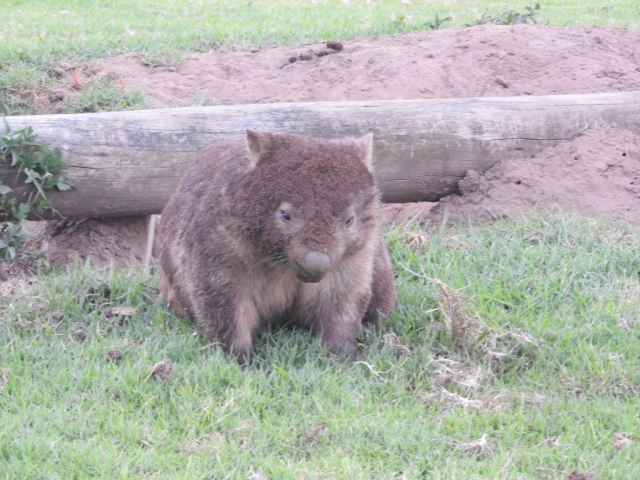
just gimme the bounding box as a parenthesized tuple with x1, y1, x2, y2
(71, 69, 83, 90)
(568, 471, 594, 480)
(0, 368, 9, 392)
(613, 433, 632, 450)
(299, 424, 324, 444)
(105, 306, 137, 319)
(148, 359, 172, 381)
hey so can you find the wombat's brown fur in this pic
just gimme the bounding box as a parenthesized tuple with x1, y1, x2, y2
(157, 130, 396, 364)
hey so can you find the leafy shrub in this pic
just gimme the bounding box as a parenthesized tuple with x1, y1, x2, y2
(0, 120, 72, 262)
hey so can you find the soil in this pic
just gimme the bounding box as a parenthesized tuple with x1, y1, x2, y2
(27, 25, 640, 268)
(46, 217, 150, 269)
(429, 124, 640, 225)
(104, 25, 640, 106)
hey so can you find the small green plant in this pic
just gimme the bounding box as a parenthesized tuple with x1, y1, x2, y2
(420, 13, 452, 30)
(389, 14, 408, 33)
(139, 49, 185, 69)
(389, 12, 451, 34)
(467, 3, 547, 26)
(189, 89, 220, 107)
(0, 119, 72, 262)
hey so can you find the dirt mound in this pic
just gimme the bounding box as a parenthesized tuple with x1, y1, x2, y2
(428, 125, 640, 225)
(102, 25, 640, 106)
(29, 24, 640, 268)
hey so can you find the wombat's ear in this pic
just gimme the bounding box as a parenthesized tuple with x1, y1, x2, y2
(246, 130, 271, 167)
(355, 132, 374, 173)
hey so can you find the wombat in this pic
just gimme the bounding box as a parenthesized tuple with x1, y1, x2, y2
(157, 130, 396, 364)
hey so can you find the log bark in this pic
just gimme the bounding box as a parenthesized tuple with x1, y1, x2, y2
(2, 91, 639, 218)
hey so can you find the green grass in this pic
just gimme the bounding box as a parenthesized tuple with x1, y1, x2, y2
(2, 0, 639, 115)
(2, 0, 637, 62)
(2, 213, 639, 478)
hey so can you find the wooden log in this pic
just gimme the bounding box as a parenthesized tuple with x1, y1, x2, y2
(2, 91, 639, 219)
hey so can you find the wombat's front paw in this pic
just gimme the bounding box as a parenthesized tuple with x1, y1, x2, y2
(362, 307, 382, 331)
(326, 339, 358, 361)
(229, 346, 255, 367)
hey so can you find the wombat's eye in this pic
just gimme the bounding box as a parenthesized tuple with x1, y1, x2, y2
(345, 216, 354, 226)
(281, 210, 291, 221)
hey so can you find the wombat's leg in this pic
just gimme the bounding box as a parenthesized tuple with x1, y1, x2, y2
(320, 322, 360, 359)
(158, 267, 190, 318)
(314, 295, 371, 360)
(228, 299, 261, 365)
(197, 290, 260, 366)
(362, 236, 397, 330)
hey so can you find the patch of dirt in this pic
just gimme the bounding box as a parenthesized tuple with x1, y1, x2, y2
(30, 25, 640, 267)
(47, 216, 150, 269)
(102, 25, 640, 107)
(430, 124, 640, 225)
(381, 202, 437, 225)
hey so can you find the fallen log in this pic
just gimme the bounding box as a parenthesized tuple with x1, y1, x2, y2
(2, 91, 639, 218)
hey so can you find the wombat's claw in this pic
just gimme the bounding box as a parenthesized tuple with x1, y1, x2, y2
(362, 311, 381, 330)
(231, 349, 255, 367)
(327, 341, 358, 362)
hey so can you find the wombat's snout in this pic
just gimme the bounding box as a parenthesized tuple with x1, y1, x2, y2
(297, 251, 331, 282)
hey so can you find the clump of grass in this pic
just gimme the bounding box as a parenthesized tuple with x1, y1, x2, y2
(387, 12, 451, 33)
(188, 89, 221, 107)
(399, 265, 541, 382)
(467, 3, 548, 26)
(58, 72, 146, 113)
(1, 60, 146, 116)
(139, 48, 185, 69)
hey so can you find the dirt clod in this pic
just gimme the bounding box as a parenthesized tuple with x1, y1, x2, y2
(494, 76, 509, 88)
(107, 348, 124, 363)
(85, 283, 112, 306)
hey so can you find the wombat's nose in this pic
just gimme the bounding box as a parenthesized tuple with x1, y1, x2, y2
(301, 251, 331, 278)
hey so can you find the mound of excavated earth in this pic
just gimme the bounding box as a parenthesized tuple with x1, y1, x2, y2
(428, 124, 640, 225)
